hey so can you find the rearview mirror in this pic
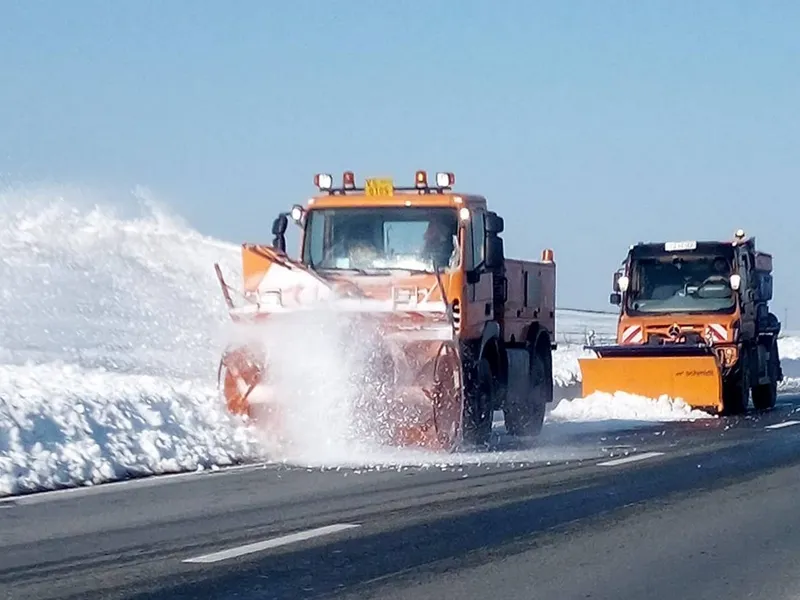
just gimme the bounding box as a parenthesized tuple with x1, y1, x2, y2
(485, 236, 504, 269)
(272, 214, 288, 236)
(485, 212, 504, 234)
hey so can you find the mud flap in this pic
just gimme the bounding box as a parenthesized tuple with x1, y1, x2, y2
(578, 344, 724, 412)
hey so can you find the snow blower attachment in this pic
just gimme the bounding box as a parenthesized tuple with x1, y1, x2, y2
(215, 242, 465, 452)
(214, 170, 558, 453)
(578, 232, 783, 415)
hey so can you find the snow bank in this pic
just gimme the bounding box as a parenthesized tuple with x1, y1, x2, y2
(552, 344, 594, 388)
(551, 309, 618, 391)
(0, 362, 264, 496)
(0, 184, 265, 497)
(778, 336, 800, 361)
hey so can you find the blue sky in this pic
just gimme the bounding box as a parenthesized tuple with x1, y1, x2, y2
(2, 1, 799, 322)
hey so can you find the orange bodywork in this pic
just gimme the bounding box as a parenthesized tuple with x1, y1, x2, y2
(214, 175, 555, 453)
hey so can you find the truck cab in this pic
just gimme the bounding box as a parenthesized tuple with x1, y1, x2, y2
(603, 230, 782, 412)
(252, 170, 557, 444)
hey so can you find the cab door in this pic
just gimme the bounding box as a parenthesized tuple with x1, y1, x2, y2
(464, 208, 494, 339)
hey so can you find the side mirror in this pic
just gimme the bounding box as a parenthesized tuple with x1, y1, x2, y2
(613, 271, 622, 292)
(485, 212, 504, 234)
(756, 273, 773, 301)
(272, 235, 286, 253)
(610, 292, 621, 305)
(272, 214, 288, 236)
(485, 235, 504, 269)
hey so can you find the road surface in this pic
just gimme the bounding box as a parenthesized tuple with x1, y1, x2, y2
(2, 396, 800, 600)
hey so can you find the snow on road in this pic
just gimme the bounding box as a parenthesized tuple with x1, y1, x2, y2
(548, 391, 714, 423)
(0, 183, 788, 496)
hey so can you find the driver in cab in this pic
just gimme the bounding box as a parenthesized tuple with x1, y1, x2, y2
(421, 216, 458, 269)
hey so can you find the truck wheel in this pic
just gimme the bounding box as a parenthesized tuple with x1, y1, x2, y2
(504, 346, 549, 437)
(752, 381, 777, 411)
(721, 357, 749, 416)
(752, 340, 779, 411)
(463, 358, 494, 447)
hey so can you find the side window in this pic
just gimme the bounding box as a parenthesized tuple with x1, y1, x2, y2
(303, 211, 326, 266)
(471, 210, 485, 268)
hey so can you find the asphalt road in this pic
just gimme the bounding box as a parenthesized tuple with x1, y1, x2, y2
(2, 395, 800, 600)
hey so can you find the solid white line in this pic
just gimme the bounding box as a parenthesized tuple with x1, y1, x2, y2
(0, 462, 274, 505)
(765, 420, 800, 430)
(182, 523, 361, 564)
(597, 451, 664, 467)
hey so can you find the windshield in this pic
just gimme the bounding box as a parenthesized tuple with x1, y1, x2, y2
(626, 253, 736, 315)
(302, 206, 460, 273)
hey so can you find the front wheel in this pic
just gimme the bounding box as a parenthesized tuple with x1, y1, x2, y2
(722, 357, 749, 416)
(463, 358, 494, 448)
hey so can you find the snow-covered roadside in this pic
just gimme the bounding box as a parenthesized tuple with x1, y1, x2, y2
(0, 362, 266, 497)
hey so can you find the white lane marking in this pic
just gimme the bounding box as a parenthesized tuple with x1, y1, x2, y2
(0, 462, 275, 505)
(597, 451, 664, 467)
(765, 420, 800, 430)
(182, 523, 361, 564)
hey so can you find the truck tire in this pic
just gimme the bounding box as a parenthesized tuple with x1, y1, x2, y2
(463, 358, 494, 447)
(722, 356, 749, 416)
(504, 345, 549, 437)
(752, 340, 779, 411)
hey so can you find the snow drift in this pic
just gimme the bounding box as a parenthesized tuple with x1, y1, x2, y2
(0, 184, 266, 496)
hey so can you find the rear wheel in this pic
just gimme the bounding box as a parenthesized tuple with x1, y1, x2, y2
(463, 358, 494, 447)
(752, 339, 779, 411)
(505, 345, 551, 437)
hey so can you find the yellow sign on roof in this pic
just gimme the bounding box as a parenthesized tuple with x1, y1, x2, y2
(364, 178, 394, 197)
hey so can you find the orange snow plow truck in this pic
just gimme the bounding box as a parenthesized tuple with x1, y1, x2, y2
(579, 230, 783, 415)
(213, 170, 557, 451)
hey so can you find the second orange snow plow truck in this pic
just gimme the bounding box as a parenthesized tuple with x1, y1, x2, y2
(579, 230, 783, 414)
(214, 170, 557, 451)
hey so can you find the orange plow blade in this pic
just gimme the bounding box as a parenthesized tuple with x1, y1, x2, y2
(578, 344, 724, 413)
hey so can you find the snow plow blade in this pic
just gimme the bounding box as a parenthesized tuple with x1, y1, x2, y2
(577, 344, 724, 412)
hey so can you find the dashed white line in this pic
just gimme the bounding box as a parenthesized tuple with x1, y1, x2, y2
(182, 523, 361, 564)
(597, 451, 664, 467)
(765, 420, 800, 430)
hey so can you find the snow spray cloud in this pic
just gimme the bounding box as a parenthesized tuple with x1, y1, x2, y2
(224, 303, 406, 464)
